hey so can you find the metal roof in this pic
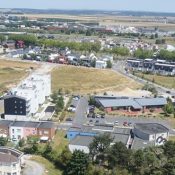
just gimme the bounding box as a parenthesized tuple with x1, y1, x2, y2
(134, 123, 169, 135)
(98, 99, 142, 109)
(135, 97, 167, 107)
(70, 135, 94, 147)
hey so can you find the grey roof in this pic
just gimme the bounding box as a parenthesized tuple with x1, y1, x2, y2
(3, 95, 26, 100)
(113, 128, 131, 135)
(112, 133, 130, 145)
(132, 137, 155, 150)
(38, 122, 55, 129)
(24, 122, 40, 128)
(99, 99, 142, 109)
(92, 125, 114, 132)
(0, 120, 13, 127)
(134, 123, 169, 135)
(0, 152, 18, 164)
(135, 97, 167, 107)
(82, 125, 94, 133)
(70, 135, 94, 147)
(69, 127, 82, 132)
(98, 97, 167, 109)
(11, 121, 26, 127)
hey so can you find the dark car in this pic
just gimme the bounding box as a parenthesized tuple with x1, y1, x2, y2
(95, 120, 99, 124)
(66, 118, 73, 122)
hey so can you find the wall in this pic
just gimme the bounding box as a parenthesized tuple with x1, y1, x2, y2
(23, 127, 37, 138)
(69, 144, 90, 154)
(0, 161, 21, 175)
(9, 126, 24, 142)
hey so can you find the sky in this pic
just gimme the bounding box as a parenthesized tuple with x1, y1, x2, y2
(0, 0, 175, 13)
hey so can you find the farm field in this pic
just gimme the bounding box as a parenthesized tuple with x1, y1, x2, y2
(0, 59, 39, 95)
(51, 65, 141, 94)
(135, 72, 175, 89)
(16, 13, 175, 30)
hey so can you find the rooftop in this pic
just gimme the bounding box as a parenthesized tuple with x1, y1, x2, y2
(70, 135, 94, 147)
(134, 123, 169, 135)
(0, 152, 18, 164)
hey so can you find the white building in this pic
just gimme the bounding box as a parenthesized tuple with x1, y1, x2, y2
(95, 60, 107, 69)
(3, 73, 51, 121)
(69, 135, 94, 154)
(0, 147, 23, 175)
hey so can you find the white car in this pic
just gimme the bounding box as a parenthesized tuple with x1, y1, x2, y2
(114, 121, 119, 126)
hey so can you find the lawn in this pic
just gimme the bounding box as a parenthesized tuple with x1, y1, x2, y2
(31, 156, 62, 175)
(51, 66, 140, 94)
(135, 72, 175, 89)
(0, 59, 39, 95)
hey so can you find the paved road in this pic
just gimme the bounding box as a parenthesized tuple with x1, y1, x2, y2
(23, 156, 45, 175)
(113, 60, 175, 96)
(73, 97, 89, 124)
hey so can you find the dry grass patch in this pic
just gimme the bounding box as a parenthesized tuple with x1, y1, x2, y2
(0, 59, 39, 94)
(51, 65, 140, 94)
(135, 72, 175, 89)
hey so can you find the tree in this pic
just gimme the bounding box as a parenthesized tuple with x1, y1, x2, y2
(56, 146, 72, 168)
(55, 96, 64, 113)
(0, 137, 7, 146)
(163, 141, 175, 158)
(163, 99, 174, 115)
(18, 138, 25, 147)
(106, 60, 112, 68)
(89, 133, 113, 163)
(108, 142, 131, 168)
(155, 33, 158, 38)
(65, 150, 89, 175)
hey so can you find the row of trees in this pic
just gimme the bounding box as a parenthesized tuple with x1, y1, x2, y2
(157, 49, 175, 61)
(134, 48, 153, 59)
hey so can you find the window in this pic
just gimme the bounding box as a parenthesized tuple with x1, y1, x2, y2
(44, 130, 49, 134)
(39, 131, 42, 135)
(20, 101, 22, 104)
(12, 129, 14, 133)
(17, 129, 21, 133)
(14, 101, 17, 103)
(14, 111, 17, 114)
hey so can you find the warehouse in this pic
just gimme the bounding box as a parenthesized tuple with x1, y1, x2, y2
(133, 123, 169, 146)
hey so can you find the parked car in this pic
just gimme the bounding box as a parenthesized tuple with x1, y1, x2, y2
(95, 120, 99, 124)
(66, 118, 73, 122)
(123, 122, 128, 126)
(89, 119, 93, 123)
(114, 121, 119, 126)
(101, 114, 105, 119)
(96, 114, 101, 118)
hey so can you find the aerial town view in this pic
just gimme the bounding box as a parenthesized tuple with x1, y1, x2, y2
(0, 0, 175, 175)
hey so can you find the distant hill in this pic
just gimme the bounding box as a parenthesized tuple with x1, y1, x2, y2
(1, 8, 175, 17)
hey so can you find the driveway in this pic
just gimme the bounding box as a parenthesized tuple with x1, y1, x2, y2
(22, 156, 45, 175)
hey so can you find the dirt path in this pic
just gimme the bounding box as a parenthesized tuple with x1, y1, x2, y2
(22, 156, 45, 175)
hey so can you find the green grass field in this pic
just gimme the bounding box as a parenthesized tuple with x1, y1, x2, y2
(51, 65, 140, 94)
(135, 72, 175, 89)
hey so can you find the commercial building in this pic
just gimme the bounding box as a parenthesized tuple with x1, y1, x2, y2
(0, 147, 24, 175)
(94, 96, 167, 113)
(3, 73, 51, 121)
(68, 123, 169, 153)
(133, 123, 169, 146)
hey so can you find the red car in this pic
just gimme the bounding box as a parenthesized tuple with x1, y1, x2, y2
(123, 122, 128, 126)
